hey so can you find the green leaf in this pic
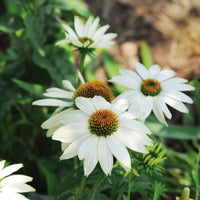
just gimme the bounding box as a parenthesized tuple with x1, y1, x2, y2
(48, 0, 91, 17)
(24, 13, 45, 49)
(27, 193, 55, 200)
(12, 78, 44, 96)
(0, 14, 24, 33)
(33, 45, 75, 85)
(102, 52, 128, 93)
(146, 118, 200, 139)
(141, 41, 153, 69)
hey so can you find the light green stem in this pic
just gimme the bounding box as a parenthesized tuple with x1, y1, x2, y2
(74, 175, 87, 200)
(127, 173, 133, 200)
(89, 173, 105, 200)
(77, 53, 86, 86)
(195, 150, 200, 200)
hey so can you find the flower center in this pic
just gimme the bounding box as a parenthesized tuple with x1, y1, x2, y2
(73, 80, 114, 102)
(79, 37, 94, 44)
(141, 79, 161, 96)
(89, 109, 119, 137)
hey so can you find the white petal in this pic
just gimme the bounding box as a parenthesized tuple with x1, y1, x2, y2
(119, 69, 142, 82)
(162, 96, 188, 113)
(162, 90, 193, 104)
(119, 118, 151, 134)
(139, 96, 153, 118)
(1, 183, 35, 193)
(1, 175, 33, 184)
(0, 164, 23, 179)
(92, 96, 110, 110)
(87, 17, 100, 38)
(100, 33, 117, 41)
(83, 17, 93, 36)
(92, 25, 110, 40)
(112, 97, 129, 113)
(0, 160, 5, 171)
(32, 99, 73, 107)
(0, 192, 29, 200)
(43, 88, 73, 99)
(106, 136, 131, 171)
(74, 16, 84, 37)
(46, 126, 61, 137)
(75, 97, 96, 115)
(41, 109, 73, 129)
(162, 77, 188, 84)
(60, 135, 88, 160)
(156, 69, 175, 82)
(148, 65, 161, 78)
(61, 142, 70, 151)
(52, 123, 89, 143)
(110, 75, 141, 89)
(114, 128, 151, 153)
(63, 24, 78, 40)
(135, 62, 148, 80)
(98, 137, 113, 176)
(62, 80, 76, 91)
(78, 135, 98, 160)
(78, 71, 85, 84)
(152, 99, 167, 125)
(83, 138, 99, 176)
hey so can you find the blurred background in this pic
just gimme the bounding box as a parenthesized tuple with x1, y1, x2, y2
(0, 0, 199, 199)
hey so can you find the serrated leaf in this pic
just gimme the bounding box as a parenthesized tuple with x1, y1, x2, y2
(0, 14, 24, 33)
(33, 45, 75, 85)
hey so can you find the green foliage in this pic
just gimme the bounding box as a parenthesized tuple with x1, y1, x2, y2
(140, 41, 153, 69)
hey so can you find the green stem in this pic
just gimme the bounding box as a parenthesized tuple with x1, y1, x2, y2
(74, 157, 78, 169)
(77, 53, 86, 87)
(195, 150, 200, 200)
(127, 173, 132, 200)
(89, 173, 105, 200)
(74, 175, 87, 200)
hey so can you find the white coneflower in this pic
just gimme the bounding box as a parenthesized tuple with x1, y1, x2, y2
(0, 160, 35, 200)
(110, 62, 194, 125)
(32, 73, 114, 137)
(58, 16, 117, 52)
(52, 96, 152, 176)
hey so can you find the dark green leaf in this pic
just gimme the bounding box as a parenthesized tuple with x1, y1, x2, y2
(0, 14, 24, 33)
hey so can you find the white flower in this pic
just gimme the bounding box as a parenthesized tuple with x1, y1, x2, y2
(52, 96, 152, 176)
(33, 73, 114, 136)
(58, 16, 117, 50)
(0, 160, 35, 200)
(110, 62, 194, 125)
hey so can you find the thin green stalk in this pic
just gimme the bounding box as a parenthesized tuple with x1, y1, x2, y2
(195, 150, 200, 200)
(89, 173, 105, 200)
(79, 53, 86, 75)
(74, 175, 87, 200)
(74, 157, 78, 169)
(127, 173, 132, 200)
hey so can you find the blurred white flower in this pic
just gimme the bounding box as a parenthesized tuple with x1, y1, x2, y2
(58, 16, 117, 51)
(0, 160, 35, 200)
(52, 96, 152, 176)
(110, 62, 194, 125)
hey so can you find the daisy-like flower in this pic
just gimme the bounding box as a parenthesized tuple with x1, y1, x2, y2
(110, 62, 194, 125)
(52, 96, 152, 176)
(0, 160, 35, 200)
(33, 73, 114, 137)
(58, 16, 117, 52)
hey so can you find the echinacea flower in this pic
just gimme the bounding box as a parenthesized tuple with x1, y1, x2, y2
(0, 160, 35, 200)
(52, 96, 152, 176)
(33, 73, 114, 137)
(110, 62, 194, 125)
(58, 16, 117, 52)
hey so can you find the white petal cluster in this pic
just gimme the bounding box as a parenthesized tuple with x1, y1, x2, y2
(58, 16, 117, 50)
(51, 96, 152, 176)
(110, 62, 194, 125)
(0, 160, 35, 200)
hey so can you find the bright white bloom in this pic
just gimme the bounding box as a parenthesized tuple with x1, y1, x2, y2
(110, 62, 194, 125)
(33, 73, 114, 137)
(0, 160, 35, 200)
(52, 96, 152, 176)
(58, 16, 117, 50)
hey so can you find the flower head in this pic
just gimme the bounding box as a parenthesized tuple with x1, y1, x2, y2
(58, 16, 117, 53)
(110, 62, 194, 125)
(33, 73, 114, 137)
(0, 160, 35, 200)
(52, 96, 152, 176)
